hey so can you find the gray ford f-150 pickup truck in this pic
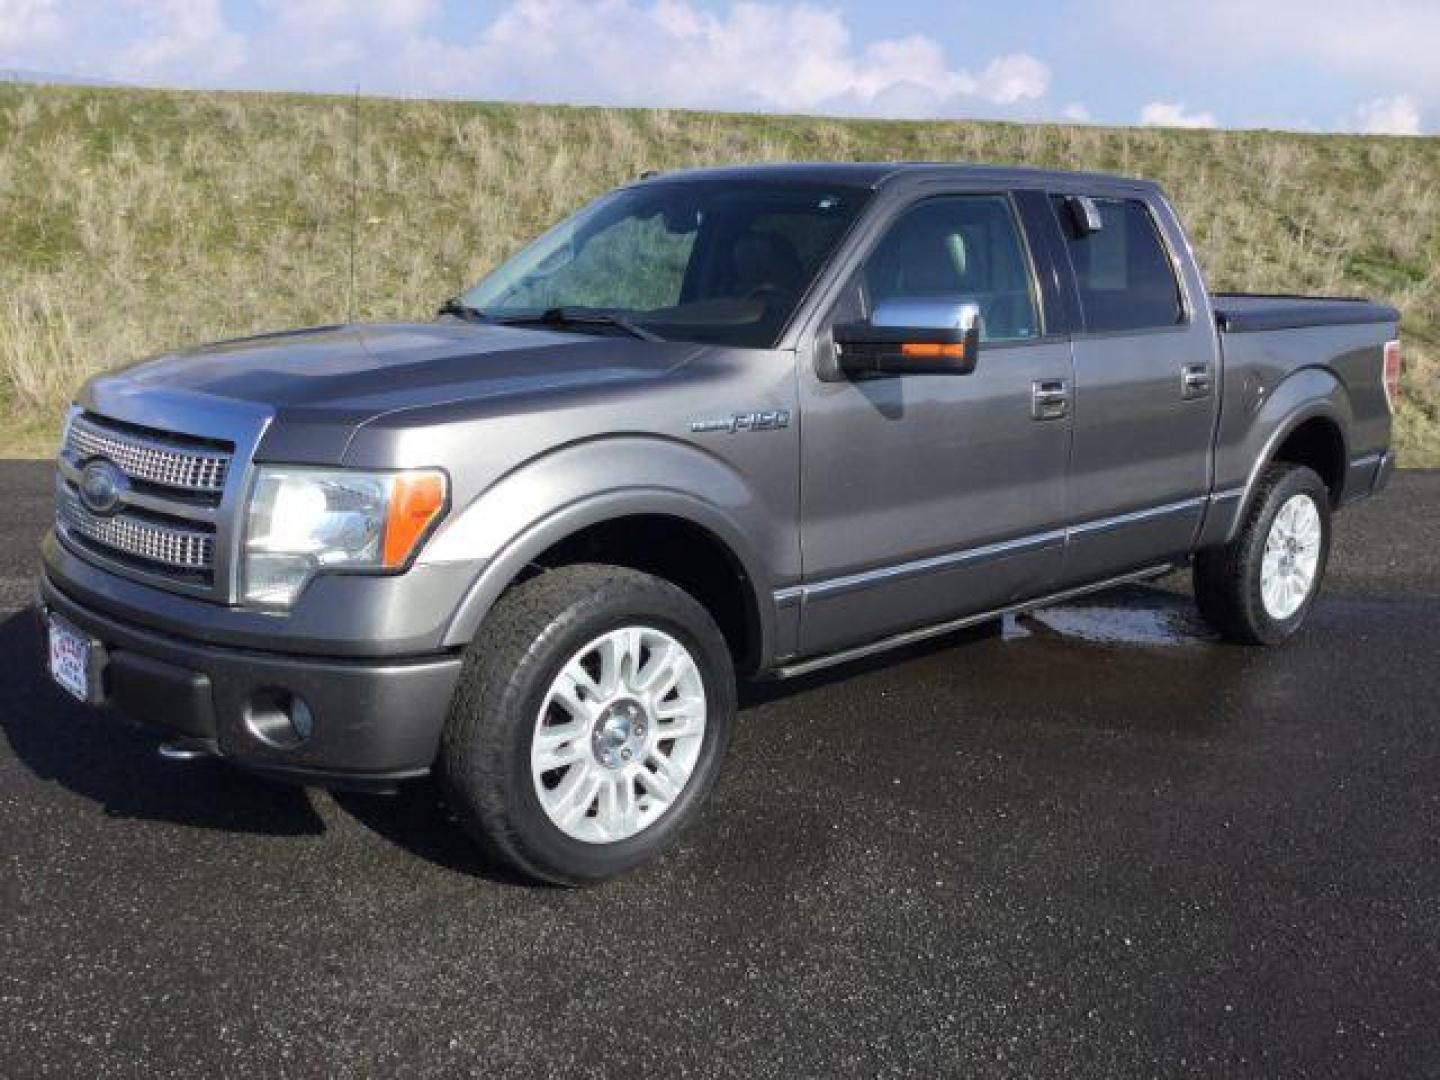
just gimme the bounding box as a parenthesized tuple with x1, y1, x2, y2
(39, 163, 1402, 884)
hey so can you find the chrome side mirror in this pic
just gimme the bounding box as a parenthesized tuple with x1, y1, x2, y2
(834, 299, 982, 377)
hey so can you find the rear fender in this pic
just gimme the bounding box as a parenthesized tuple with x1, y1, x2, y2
(1204, 367, 1352, 548)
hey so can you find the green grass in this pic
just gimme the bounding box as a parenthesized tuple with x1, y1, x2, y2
(1, 82, 1436, 463)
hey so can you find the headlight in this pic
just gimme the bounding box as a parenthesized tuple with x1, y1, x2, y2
(242, 467, 447, 607)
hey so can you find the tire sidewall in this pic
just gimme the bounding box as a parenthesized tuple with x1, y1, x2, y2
(1240, 468, 1332, 644)
(491, 581, 734, 883)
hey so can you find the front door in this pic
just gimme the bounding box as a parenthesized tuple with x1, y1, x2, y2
(795, 193, 1074, 658)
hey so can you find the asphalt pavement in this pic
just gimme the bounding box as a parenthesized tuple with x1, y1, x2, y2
(1, 462, 1437, 1078)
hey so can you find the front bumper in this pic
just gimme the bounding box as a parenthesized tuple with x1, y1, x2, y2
(39, 571, 464, 789)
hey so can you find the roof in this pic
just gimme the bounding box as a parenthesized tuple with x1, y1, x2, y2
(638, 161, 1159, 193)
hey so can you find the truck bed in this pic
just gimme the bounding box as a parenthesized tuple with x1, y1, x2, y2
(1213, 294, 1400, 334)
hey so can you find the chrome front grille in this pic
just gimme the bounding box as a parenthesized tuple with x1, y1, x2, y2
(58, 487, 214, 574)
(55, 410, 241, 593)
(65, 413, 231, 495)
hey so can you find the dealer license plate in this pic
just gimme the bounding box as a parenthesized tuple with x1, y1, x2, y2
(48, 614, 94, 703)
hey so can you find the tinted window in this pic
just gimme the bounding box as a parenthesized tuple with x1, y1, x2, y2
(509, 211, 698, 312)
(463, 181, 867, 348)
(1053, 196, 1184, 333)
(860, 196, 1040, 342)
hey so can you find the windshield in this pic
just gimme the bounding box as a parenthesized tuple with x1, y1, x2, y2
(461, 179, 870, 348)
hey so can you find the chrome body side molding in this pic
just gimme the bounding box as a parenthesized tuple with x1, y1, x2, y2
(770, 564, 1175, 680)
(778, 496, 1212, 608)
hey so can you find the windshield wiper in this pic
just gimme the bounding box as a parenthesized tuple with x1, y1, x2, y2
(437, 297, 490, 323)
(503, 307, 662, 342)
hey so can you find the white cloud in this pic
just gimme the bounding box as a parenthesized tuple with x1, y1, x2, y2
(1138, 101, 1216, 129)
(250, 0, 442, 75)
(1347, 93, 1422, 136)
(975, 54, 1051, 106)
(0, 0, 1048, 119)
(1103, 0, 1440, 120)
(0, 0, 244, 80)
(260, 0, 441, 34)
(1061, 102, 1091, 123)
(1105, 0, 1440, 74)
(390, 0, 1051, 118)
(115, 0, 245, 79)
(0, 0, 64, 51)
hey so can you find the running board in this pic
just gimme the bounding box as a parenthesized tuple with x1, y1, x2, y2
(770, 564, 1176, 681)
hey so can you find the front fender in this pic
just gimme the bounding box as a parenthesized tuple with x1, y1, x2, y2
(420, 436, 793, 663)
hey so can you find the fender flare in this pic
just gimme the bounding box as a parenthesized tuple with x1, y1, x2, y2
(427, 438, 785, 665)
(1224, 371, 1352, 545)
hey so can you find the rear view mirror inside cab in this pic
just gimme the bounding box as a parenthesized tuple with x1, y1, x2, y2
(834, 298, 982, 377)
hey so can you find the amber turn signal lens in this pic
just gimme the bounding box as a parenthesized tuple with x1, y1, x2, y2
(900, 342, 966, 359)
(383, 471, 447, 568)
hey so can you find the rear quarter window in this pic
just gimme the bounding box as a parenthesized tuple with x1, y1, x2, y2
(1053, 196, 1185, 333)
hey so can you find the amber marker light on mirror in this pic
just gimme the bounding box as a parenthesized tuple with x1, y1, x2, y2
(900, 342, 966, 359)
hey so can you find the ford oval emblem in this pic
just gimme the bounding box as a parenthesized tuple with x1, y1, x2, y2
(78, 459, 128, 516)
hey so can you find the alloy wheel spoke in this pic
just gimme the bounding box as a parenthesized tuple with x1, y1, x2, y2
(533, 721, 587, 771)
(636, 639, 678, 694)
(637, 752, 684, 805)
(553, 662, 603, 721)
(596, 777, 639, 838)
(547, 763, 603, 830)
(656, 708, 705, 739)
(595, 635, 624, 697)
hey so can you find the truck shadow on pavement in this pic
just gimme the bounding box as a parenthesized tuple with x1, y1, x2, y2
(0, 579, 1230, 879)
(328, 784, 541, 886)
(0, 610, 327, 837)
(0, 609, 558, 883)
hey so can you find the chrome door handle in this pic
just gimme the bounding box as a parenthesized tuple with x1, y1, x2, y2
(1031, 379, 1070, 421)
(1182, 363, 1213, 399)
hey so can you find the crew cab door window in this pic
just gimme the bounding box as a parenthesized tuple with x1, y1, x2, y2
(1052, 196, 1184, 333)
(860, 196, 1041, 342)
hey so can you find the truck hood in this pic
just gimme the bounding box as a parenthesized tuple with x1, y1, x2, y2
(80, 322, 704, 463)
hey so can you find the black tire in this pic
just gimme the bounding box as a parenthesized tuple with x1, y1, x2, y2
(439, 564, 735, 886)
(1193, 463, 1332, 645)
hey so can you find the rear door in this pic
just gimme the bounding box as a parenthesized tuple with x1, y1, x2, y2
(793, 190, 1075, 658)
(1047, 190, 1220, 583)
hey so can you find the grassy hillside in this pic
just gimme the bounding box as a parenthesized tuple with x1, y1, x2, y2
(0, 82, 1436, 463)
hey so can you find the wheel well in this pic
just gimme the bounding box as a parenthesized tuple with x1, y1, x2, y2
(1271, 417, 1346, 507)
(524, 515, 762, 674)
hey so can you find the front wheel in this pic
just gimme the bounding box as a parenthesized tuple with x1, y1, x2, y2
(439, 564, 735, 885)
(1193, 463, 1332, 645)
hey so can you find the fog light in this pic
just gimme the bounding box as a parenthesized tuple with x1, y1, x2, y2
(244, 689, 315, 748)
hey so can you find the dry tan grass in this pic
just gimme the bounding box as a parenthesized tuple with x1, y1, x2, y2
(0, 83, 1436, 462)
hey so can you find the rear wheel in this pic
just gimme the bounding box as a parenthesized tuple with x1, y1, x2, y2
(1193, 463, 1331, 645)
(439, 564, 735, 885)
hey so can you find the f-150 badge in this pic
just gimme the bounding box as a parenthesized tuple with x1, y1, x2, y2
(690, 410, 792, 435)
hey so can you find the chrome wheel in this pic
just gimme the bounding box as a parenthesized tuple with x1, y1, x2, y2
(531, 626, 707, 844)
(1260, 493, 1322, 620)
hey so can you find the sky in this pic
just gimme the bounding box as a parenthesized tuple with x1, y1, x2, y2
(1, 0, 1435, 135)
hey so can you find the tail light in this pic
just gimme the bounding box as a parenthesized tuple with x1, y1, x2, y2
(1383, 340, 1403, 412)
